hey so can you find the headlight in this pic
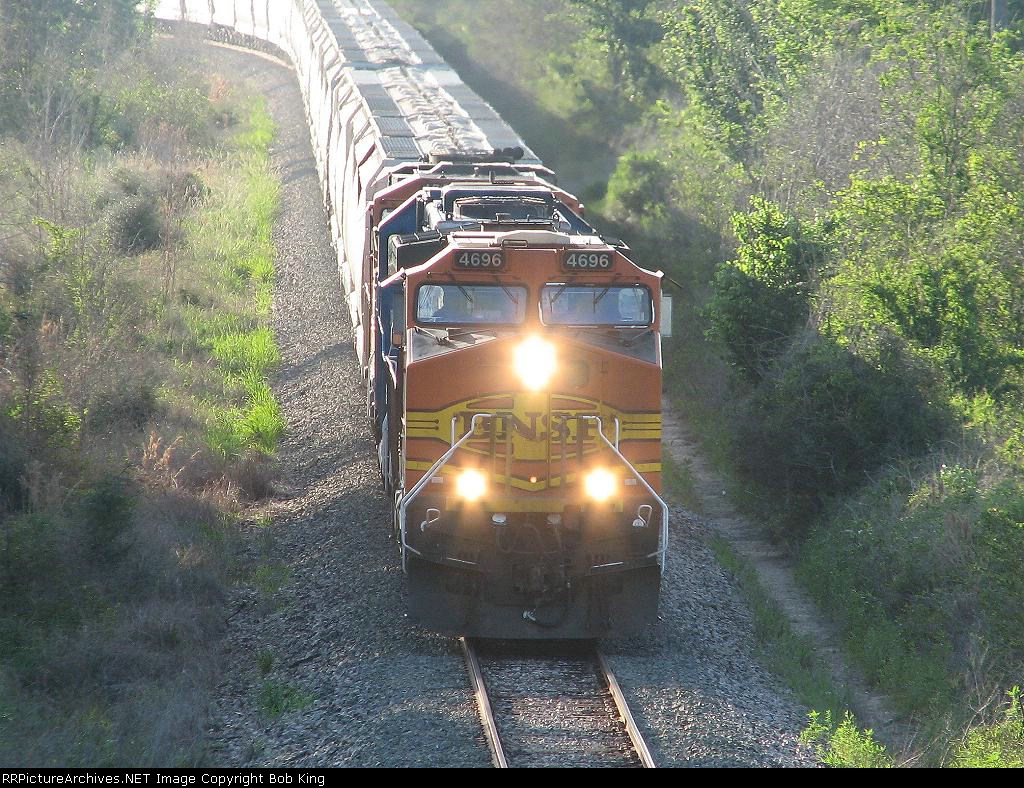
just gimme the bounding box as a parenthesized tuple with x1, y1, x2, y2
(584, 468, 616, 502)
(456, 468, 487, 501)
(514, 336, 557, 391)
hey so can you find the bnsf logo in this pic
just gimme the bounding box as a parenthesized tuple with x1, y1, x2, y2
(454, 411, 600, 443)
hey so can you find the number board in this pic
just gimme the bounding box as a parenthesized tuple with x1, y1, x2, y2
(562, 251, 614, 272)
(454, 251, 505, 270)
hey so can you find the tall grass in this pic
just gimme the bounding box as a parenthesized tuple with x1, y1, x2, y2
(0, 37, 285, 765)
(186, 98, 284, 459)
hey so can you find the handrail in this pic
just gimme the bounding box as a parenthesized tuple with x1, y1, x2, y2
(580, 415, 669, 571)
(402, 411, 667, 572)
(398, 412, 493, 571)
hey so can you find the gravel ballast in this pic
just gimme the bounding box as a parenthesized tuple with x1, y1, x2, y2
(198, 41, 487, 768)
(603, 507, 818, 767)
(197, 36, 817, 768)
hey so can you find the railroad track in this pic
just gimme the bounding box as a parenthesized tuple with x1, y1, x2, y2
(461, 638, 656, 768)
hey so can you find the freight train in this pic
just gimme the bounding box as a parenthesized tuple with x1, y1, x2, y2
(155, 0, 671, 638)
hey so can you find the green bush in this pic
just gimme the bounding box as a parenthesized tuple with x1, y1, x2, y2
(107, 194, 163, 254)
(0, 425, 28, 512)
(660, 1, 785, 159)
(801, 710, 894, 768)
(705, 198, 823, 382)
(733, 336, 946, 535)
(93, 78, 215, 151)
(951, 688, 1024, 768)
(100, 167, 207, 254)
(798, 463, 1024, 717)
(4, 370, 82, 447)
(0, 514, 61, 596)
(825, 242, 1024, 397)
(80, 476, 135, 558)
(170, 171, 208, 211)
(0, 300, 12, 342)
(975, 482, 1024, 661)
(87, 380, 158, 431)
(605, 150, 674, 225)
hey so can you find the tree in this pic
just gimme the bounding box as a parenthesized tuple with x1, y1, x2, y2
(660, 0, 784, 160)
(565, 0, 664, 103)
(0, 0, 144, 143)
(705, 197, 823, 381)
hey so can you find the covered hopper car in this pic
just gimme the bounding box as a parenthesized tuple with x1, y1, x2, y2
(155, 0, 671, 638)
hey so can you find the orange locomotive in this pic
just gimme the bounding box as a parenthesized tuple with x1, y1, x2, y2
(151, 0, 669, 638)
(370, 159, 671, 638)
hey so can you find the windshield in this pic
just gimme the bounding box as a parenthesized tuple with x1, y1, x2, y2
(416, 284, 527, 325)
(541, 285, 653, 326)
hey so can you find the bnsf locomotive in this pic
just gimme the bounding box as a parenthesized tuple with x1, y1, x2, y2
(157, 0, 671, 638)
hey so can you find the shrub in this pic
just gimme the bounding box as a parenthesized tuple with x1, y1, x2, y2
(951, 688, 1024, 768)
(101, 166, 207, 255)
(93, 77, 216, 151)
(80, 476, 135, 559)
(168, 170, 208, 211)
(975, 482, 1024, 661)
(605, 150, 674, 224)
(801, 710, 894, 767)
(5, 369, 82, 447)
(107, 194, 163, 254)
(0, 425, 28, 512)
(0, 299, 12, 342)
(108, 167, 148, 199)
(798, 460, 1024, 718)
(226, 455, 276, 501)
(705, 198, 824, 382)
(87, 380, 159, 432)
(0, 513, 61, 596)
(825, 247, 1024, 397)
(733, 335, 946, 535)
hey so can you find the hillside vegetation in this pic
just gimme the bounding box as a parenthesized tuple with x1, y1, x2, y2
(0, 4, 282, 764)
(391, 0, 1024, 765)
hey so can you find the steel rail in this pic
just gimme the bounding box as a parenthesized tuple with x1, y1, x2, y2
(462, 639, 655, 769)
(596, 651, 657, 769)
(461, 638, 509, 769)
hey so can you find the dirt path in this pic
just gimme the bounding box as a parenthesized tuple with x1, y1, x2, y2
(662, 399, 906, 748)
